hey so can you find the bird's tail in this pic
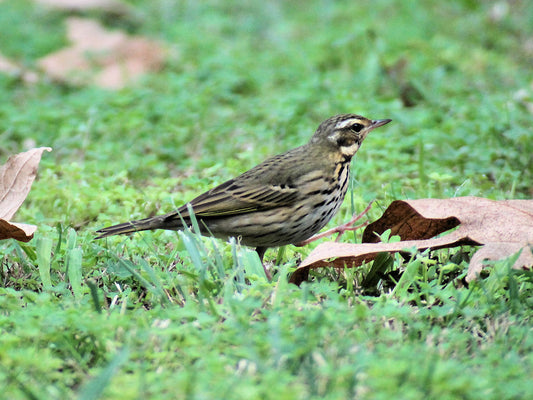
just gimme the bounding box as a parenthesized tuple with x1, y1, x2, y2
(95, 215, 173, 239)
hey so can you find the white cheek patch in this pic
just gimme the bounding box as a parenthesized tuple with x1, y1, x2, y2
(340, 142, 360, 156)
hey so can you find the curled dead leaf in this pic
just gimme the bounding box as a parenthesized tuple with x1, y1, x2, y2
(467, 242, 533, 282)
(0, 221, 38, 242)
(0, 147, 52, 242)
(291, 197, 533, 285)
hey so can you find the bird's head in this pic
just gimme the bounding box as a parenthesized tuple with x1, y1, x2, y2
(311, 114, 391, 159)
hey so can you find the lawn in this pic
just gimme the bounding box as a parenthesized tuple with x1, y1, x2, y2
(1, 0, 532, 399)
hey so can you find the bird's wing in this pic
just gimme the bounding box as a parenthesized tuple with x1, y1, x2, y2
(163, 148, 311, 221)
(174, 178, 299, 218)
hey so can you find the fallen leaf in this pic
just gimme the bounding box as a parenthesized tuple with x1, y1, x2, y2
(0, 147, 52, 242)
(291, 197, 533, 285)
(37, 17, 166, 89)
(467, 242, 533, 282)
(0, 221, 38, 242)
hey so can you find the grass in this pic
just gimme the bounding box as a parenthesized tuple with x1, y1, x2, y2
(1, 0, 533, 398)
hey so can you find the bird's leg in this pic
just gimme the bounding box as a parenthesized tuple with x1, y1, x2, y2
(255, 246, 272, 281)
(295, 201, 374, 247)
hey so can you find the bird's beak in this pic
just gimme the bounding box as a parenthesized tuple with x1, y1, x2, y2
(370, 119, 392, 130)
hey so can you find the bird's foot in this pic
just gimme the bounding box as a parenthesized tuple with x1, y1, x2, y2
(262, 264, 272, 281)
(295, 201, 373, 246)
(255, 246, 272, 281)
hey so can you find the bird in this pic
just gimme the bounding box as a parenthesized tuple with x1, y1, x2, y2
(96, 114, 391, 278)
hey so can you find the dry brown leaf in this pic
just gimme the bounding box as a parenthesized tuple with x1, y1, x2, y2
(37, 17, 166, 89)
(468, 242, 533, 281)
(0, 221, 38, 242)
(0, 147, 52, 242)
(34, 0, 132, 14)
(290, 197, 533, 285)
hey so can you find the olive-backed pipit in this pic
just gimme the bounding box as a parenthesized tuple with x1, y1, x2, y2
(96, 114, 391, 277)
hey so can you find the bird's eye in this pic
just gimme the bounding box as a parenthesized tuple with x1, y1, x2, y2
(351, 123, 364, 132)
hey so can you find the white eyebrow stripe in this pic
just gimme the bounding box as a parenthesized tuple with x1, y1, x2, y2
(335, 118, 361, 129)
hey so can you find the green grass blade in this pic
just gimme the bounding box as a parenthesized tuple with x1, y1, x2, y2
(35, 236, 53, 290)
(68, 248, 83, 298)
(117, 258, 167, 305)
(391, 255, 421, 298)
(77, 347, 129, 400)
(86, 279, 102, 313)
(139, 258, 170, 305)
